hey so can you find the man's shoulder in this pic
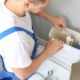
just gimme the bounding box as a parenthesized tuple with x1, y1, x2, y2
(0, 10, 15, 33)
(0, 10, 14, 24)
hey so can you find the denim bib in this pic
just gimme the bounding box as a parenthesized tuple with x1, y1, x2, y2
(0, 26, 38, 80)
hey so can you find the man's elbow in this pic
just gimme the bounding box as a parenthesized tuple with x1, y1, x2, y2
(17, 74, 30, 80)
(11, 67, 32, 79)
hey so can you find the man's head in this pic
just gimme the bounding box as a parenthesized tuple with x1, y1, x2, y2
(5, 0, 51, 17)
(19, 0, 51, 13)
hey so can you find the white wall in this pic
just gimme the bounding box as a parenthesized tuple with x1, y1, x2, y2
(0, 0, 3, 4)
(31, 0, 80, 41)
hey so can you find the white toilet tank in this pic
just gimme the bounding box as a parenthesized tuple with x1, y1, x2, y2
(49, 27, 80, 66)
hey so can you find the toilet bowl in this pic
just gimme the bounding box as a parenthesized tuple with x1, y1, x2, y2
(33, 44, 80, 80)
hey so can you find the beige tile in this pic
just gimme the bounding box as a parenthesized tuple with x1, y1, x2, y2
(0, 60, 2, 71)
(70, 62, 80, 80)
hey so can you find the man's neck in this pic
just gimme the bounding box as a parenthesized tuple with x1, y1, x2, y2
(4, 0, 25, 17)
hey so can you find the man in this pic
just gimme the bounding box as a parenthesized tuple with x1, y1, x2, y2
(0, 0, 65, 80)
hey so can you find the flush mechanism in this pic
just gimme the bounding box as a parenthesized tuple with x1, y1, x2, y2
(49, 27, 80, 47)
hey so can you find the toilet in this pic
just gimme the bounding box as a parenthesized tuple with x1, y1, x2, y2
(29, 27, 80, 80)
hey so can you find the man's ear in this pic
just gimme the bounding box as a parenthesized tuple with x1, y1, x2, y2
(24, 1, 31, 8)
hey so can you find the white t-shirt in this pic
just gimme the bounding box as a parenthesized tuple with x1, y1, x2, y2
(0, 0, 35, 72)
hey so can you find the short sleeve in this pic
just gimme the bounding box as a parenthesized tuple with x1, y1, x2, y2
(4, 40, 32, 68)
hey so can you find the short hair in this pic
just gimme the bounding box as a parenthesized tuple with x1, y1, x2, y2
(30, 0, 46, 5)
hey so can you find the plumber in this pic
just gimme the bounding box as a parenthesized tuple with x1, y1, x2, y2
(0, 0, 66, 80)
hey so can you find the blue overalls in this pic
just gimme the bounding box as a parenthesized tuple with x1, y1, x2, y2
(0, 26, 38, 80)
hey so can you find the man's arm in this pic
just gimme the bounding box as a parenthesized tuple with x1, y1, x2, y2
(32, 10, 54, 23)
(11, 38, 64, 80)
(11, 51, 48, 80)
(32, 10, 66, 31)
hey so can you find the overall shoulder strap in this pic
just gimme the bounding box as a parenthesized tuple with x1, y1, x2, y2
(0, 26, 34, 40)
(0, 26, 38, 80)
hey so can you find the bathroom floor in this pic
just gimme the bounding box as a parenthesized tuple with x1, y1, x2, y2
(0, 43, 80, 80)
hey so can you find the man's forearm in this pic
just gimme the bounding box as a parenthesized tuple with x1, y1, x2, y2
(23, 51, 48, 79)
(21, 51, 48, 80)
(32, 10, 55, 23)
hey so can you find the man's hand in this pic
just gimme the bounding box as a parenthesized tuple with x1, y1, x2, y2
(51, 16, 66, 31)
(43, 37, 64, 57)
